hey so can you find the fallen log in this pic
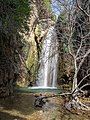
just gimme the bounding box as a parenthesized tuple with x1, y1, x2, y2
(34, 92, 71, 107)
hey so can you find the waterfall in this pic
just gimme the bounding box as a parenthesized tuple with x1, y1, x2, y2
(37, 26, 58, 88)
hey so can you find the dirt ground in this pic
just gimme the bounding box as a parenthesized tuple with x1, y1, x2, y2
(0, 93, 90, 120)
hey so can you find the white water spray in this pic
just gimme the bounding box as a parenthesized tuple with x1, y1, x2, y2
(37, 26, 58, 88)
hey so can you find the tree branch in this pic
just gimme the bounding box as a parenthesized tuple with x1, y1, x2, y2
(77, 49, 90, 72)
(76, 40, 83, 57)
(76, 0, 90, 17)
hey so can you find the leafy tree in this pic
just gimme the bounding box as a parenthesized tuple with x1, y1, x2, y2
(0, 0, 30, 97)
(0, 0, 30, 34)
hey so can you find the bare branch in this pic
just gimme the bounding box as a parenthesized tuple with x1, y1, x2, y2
(76, 0, 90, 17)
(76, 40, 83, 57)
(77, 49, 90, 72)
(68, 36, 75, 58)
(81, 32, 90, 39)
(78, 74, 90, 87)
(79, 83, 90, 90)
(72, 74, 90, 94)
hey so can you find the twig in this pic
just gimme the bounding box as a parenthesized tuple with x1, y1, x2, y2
(77, 49, 90, 72)
(76, 0, 90, 17)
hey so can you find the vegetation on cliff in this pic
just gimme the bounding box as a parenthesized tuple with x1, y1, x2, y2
(0, 0, 30, 96)
(0, 0, 90, 115)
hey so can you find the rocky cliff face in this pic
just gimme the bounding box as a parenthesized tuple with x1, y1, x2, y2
(0, 0, 30, 97)
(15, 0, 54, 86)
(23, 0, 55, 85)
(0, 32, 22, 97)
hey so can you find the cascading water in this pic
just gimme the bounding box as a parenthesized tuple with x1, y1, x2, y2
(36, 26, 58, 88)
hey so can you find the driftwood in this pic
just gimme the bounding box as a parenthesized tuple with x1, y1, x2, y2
(34, 92, 90, 110)
(34, 93, 71, 107)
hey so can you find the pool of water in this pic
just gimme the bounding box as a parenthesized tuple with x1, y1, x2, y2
(29, 86, 57, 89)
(15, 86, 62, 94)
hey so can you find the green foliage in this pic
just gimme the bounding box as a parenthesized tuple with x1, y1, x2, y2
(0, 0, 30, 35)
(56, 13, 69, 53)
(0, 0, 31, 93)
(63, 43, 69, 53)
(35, 24, 41, 37)
(43, 0, 56, 21)
(58, 13, 67, 25)
(43, 0, 51, 12)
